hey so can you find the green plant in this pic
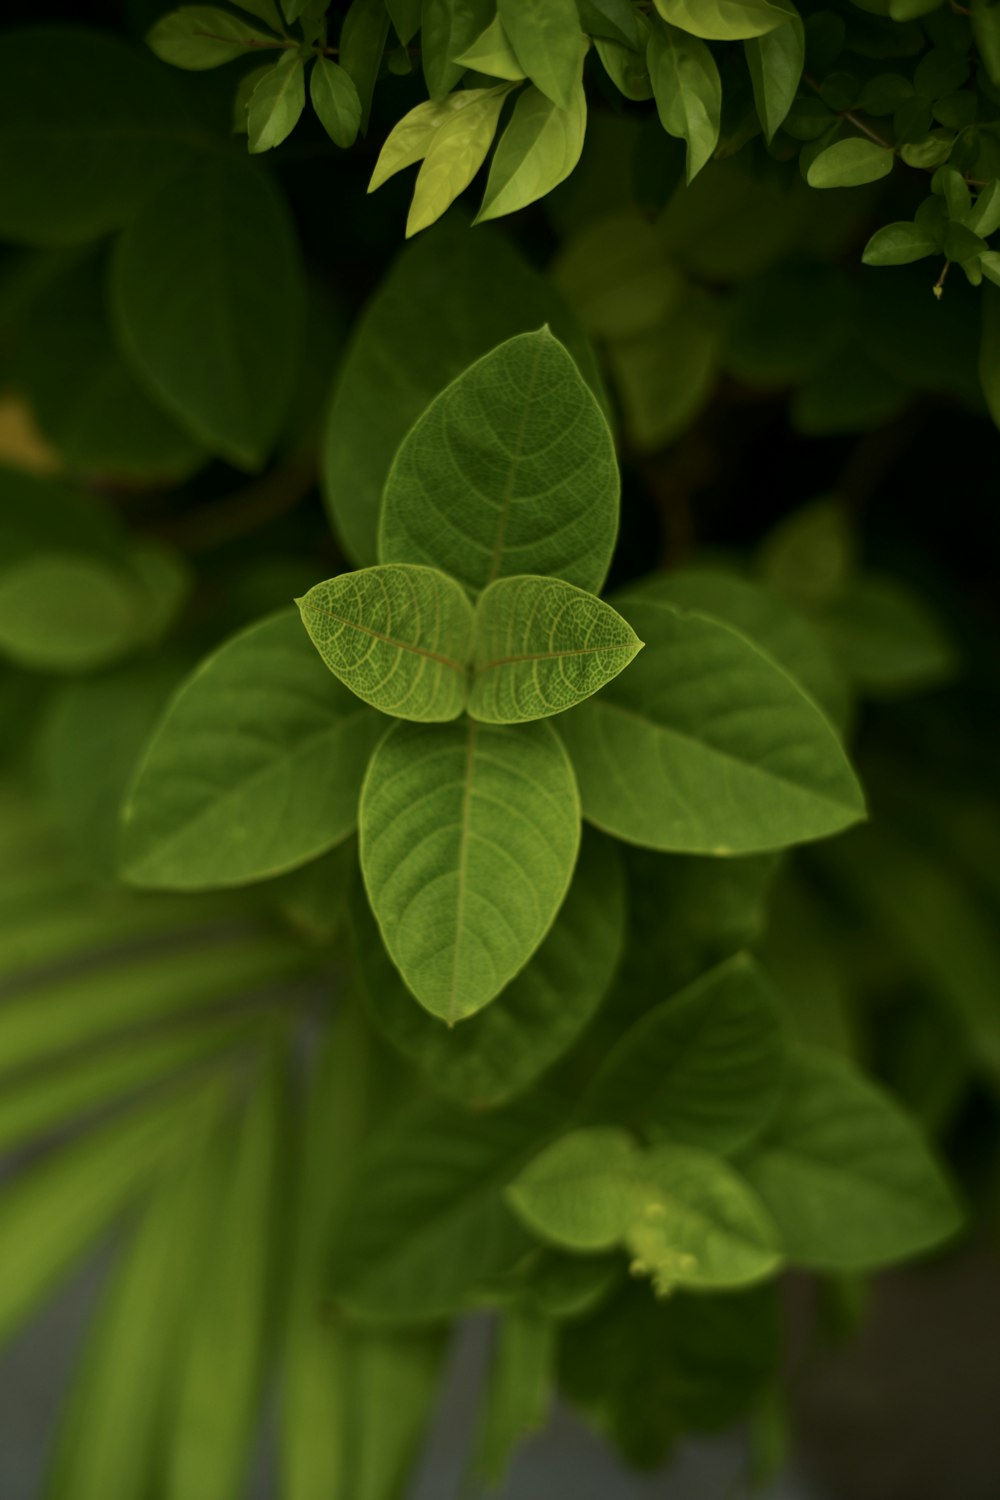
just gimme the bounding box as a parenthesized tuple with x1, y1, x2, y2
(1, 2, 999, 1498)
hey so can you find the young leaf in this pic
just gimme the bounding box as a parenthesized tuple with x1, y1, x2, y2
(742, 1046, 963, 1271)
(653, 0, 796, 41)
(247, 48, 306, 152)
(368, 93, 487, 192)
(625, 1143, 781, 1291)
(420, 0, 495, 98)
(647, 19, 722, 182)
(111, 155, 304, 470)
(497, 0, 584, 110)
(581, 954, 787, 1155)
(470, 575, 642, 723)
(147, 6, 279, 68)
(455, 16, 526, 79)
(744, 9, 804, 141)
(406, 85, 514, 236)
(558, 592, 866, 854)
(356, 826, 626, 1108)
(359, 717, 581, 1021)
(506, 1127, 645, 1250)
(297, 565, 474, 721)
(807, 137, 895, 188)
(380, 329, 618, 596)
(339, 0, 390, 132)
(862, 220, 940, 265)
(121, 610, 384, 889)
(310, 55, 362, 147)
(329, 1093, 560, 1321)
(476, 80, 587, 222)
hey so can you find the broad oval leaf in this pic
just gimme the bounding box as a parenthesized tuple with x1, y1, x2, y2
(111, 154, 304, 470)
(506, 1127, 644, 1250)
(741, 1045, 964, 1271)
(581, 954, 787, 1154)
(359, 716, 581, 1021)
(356, 826, 626, 1108)
(654, 0, 795, 40)
(247, 50, 306, 153)
(625, 1143, 781, 1291)
(476, 82, 587, 222)
(147, 6, 278, 68)
(648, 19, 722, 182)
(807, 137, 895, 189)
(121, 610, 384, 890)
(471, 575, 642, 724)
(497, 0, 583, 109)
(558, 591, 866, 854)
(297, 564, 474, 721)
(379, 329, 619, 596)
(862, 222, 939, 266)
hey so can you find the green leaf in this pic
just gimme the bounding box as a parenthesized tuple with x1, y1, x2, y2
(247, 48, 306, 151)
(360, 716, 581, 1020)
(741, 1045, 963, 1271)
(420, 0, 495, 98)
(581, 954, 787, 1155)
(121, 610, 383, 889)
(605, 285, 722, 452)
(237, 0, 286, 27)
(340, 0, 390, 132)
(165, 1067, 282, 1500)
(821, 574, 958, 697)
(506, 1127, 645, 1250)
(455, 15, 527, 78)
(476, 80, 588, 222)
(973, 0, 1000, 88)
(577, 0, 639, 46)
(380, 329, 618, 596)
(653, 0, 795, 41)
(625, 1143, 781, 1292)
(0, 554, 149, 674)
(862, 220, 940, 264)
(368, 93, 484, 192)
(147, 6, 279, 67)
(233, 61, 275, 130)
(807, 137, 895, 187)
(497, 0, 584, 109)
(406, 85, 514, 236)
(648, 19, 722, 182)
(595, 31, 654, 99)
(967, 177, 1000, 236)
(387, 0, 423, 43)
(474, 1311, 555, 1487)
(111, 154, 304, 470)
(744, 9, 804, 141)
(558, 590, 866, 854)
(297, 565, 474, 720)
(0, 28, 206, 247)
(329, 1094, 559, 1321)
(470, 576, 642, 724)
(310, 55, 363, 146)
(322, 221, 601, 567)
(356, 825, 626, 1108)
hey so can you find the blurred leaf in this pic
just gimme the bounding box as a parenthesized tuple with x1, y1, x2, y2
(147, 7, 279, 68)
(821, 573, 959, 697)
(474, 1310, 555, 1486)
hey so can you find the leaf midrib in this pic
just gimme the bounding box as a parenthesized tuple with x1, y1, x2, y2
(307, 602, 468, 675)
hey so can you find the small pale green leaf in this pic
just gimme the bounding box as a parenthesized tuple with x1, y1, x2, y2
(581, 954, 787, 1155)
(455, 15, 526, 79)
(147, 6, 278, 67)
(121, 610, 384, 889)
(360, 717, 581, 1021)
(744, 10, 804, 141)
(498, 0, 584, 109)
(862, 220, 940, 265)
(648, 19, 722, 182)
(368, 95, 472, 192)
(310, 55, 362, 146)
(421, 0, 495, 97)
(406, 86, 513, 237)
(233, 62, 273, 130)
(654, 0, 795, 41)
(558, 591, 866, 854)
(470, 575, 642, 723)
(247, 48, 306, 151)
(357, 825, 626, 1108)
(807, 137, 895, 188)
(380, 329, 618, 596)
(625, 1143, 781, 1291)
(741, 1045, 963, 1270)
(476, 80, 587, 222)
(297, 565, 473, 721)
(506, 1127, 644, 1250)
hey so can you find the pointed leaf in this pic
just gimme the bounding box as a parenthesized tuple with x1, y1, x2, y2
(380, 329, 618, 596)
(653, 0, 795, 41)
(807, 137, 895, 188)
(497, 0, 584, 109)
(368, 88, 502, 191)
(862, 220, 940, 265)
(121, 610, 383, 889)
(147, 6, 279, 68)
(360, 717, 581, 1021)
(247, 48, 306, 151)
(340, 0, 389, 132)
(476, 81, 587, 221)
(297, 565, 474, 720)
(648, 19, 722, 182)
(558, 590, 866, 854)
(311, 55, 362, 146)
(744, 10, 804, 141)
(406, 86, 513, 236)
(420, 0, 495, 98)
(470, 575, 642, 723)
(577, 0, 639, 46)
(506, 1127, 644, 1250)
(455, 15, 526, 78)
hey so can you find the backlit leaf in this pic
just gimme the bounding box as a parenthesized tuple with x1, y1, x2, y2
(498, 0, 584, 110)
(648, 19, 722, 182)
(477, 80, 587, 222)
(406, 85, 514, 236)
